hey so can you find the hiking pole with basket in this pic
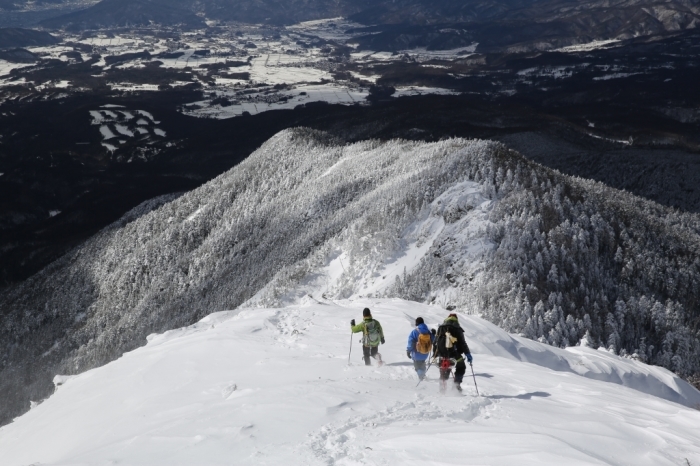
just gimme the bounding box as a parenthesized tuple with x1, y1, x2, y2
(470, 362, 480, 396)
(415, 351, 435, 388)
(348, 331, 353, 365)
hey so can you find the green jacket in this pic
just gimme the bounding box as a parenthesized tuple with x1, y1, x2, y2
(351, 317, 384, 347)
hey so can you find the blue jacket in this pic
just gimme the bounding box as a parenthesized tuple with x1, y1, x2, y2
(407, 323, 434, 361)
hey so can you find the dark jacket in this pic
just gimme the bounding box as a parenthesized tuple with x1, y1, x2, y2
(434, 316, 471, 360)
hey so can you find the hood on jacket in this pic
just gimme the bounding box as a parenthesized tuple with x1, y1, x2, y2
(443, 316, 463, 330)
(416, 323, 430, 334)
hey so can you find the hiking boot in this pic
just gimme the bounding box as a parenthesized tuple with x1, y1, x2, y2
(454, 382, 463, 392)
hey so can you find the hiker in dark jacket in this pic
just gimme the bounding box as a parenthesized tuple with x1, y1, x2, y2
(433, 313, 473, 392)
(351, 308, 385, 366)
(406, 317, 434, 380)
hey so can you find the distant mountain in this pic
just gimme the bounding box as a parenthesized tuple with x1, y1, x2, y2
(36, 0, 700, 51)
(40, 0, 206, 31)
(0, 28, 59, 49)
(180, 0, 370, 25)
(1, 128, 698, 428)
(0, 47, 39, 62)
(349, 0, 700, 51)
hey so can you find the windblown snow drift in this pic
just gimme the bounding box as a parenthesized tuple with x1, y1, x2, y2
(1, 128, 699, 426)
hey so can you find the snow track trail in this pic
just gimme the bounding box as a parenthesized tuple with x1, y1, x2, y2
(1, 299, 699, 465)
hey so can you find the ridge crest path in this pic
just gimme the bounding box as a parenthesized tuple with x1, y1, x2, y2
(1, 299, 699, 465)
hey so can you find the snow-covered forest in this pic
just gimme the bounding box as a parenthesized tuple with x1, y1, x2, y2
(1, 128, 699, 425)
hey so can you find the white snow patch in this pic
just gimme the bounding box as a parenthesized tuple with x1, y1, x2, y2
(109, 83, 160, 92)
(101, 143, 117, 153)
(135, 110, 157, 122)
(114, 124, 134, 137)
(184, 84, 370, 119)
(1, 300, 698, 466)
(99, 126, 117, 140)
(593, 72, 643, 81)
(554, 39, 622, 53)
(394, 86, 460, 97)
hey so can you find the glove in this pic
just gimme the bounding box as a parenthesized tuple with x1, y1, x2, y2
(381, 337, 385, 344)
(467, 353, 473, 364)
(350, 319, 355, 326)
(407, 350, 412, 359)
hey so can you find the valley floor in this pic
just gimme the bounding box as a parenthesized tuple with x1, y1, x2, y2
(1, 299, 698, 465)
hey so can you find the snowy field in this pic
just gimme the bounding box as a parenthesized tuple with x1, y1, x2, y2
(10, 22, 465, 119)
(184, 84, 369, 118)
(1, 299, 698, 465)
(88, 106, 167, 156)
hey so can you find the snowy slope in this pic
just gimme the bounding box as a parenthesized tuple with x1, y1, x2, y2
(1, 299, 698, 466)
(2, 127, 700, 428)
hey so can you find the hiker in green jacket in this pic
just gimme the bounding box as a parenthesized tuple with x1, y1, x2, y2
(351, 308, 385, 366)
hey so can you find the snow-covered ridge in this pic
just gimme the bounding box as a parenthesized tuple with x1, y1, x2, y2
(1, 300, 698, 465)
(0, 130, 500, 423)
(1, 127, 700, 428)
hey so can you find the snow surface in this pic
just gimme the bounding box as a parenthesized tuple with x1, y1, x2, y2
(184, 84, 370, 119)
(90, 108, 165, 148)
(554, 40, 622, 53)
(593, 72, 643, 81)
(1, 299, 698, 465)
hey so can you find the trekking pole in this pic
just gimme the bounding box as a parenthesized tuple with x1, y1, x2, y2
(416, 351, 435, 388)
(470, 362, 480, 396)
(348, 331, 353, 365)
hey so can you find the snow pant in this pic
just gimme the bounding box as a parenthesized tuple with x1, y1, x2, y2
(413, 359, 427, 379)
(362, 345, 379, 365)
(439, 358, 466, 383)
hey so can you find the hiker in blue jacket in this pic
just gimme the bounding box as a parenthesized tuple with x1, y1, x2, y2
(406, 317, 435, 380)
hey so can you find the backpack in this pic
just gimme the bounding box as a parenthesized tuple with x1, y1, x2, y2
(364, 320, 381, 346)
(416, 332, 432, 355)
(435, 324, 459, 357)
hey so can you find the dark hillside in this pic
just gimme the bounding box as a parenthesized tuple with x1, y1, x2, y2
(40, 0, 206, 31)
(0, 28, 59, 48)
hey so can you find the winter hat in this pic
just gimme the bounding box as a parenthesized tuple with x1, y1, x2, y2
(446, 313, 459, 321)
(415, 317, 424, 326)
(363, 308, 372, 317)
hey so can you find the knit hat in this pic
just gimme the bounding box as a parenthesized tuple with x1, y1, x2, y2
(363, 308, 371, 317)
(415, 317, 424, 326)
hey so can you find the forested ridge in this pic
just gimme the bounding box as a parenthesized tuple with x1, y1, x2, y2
(1, 128, 698, 427)
(392, 147, 700, 379)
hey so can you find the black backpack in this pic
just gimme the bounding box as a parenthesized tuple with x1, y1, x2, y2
(434, 324, 452, 357)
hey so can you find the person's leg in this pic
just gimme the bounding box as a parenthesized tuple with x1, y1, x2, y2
(439, 358, 451, 380)
(414, 359, 427, 379)
(370, 346, 382, 364)
(438, 358, 451, 393)
(363, 346, 371, 365)
(454, 360, 466, 383)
